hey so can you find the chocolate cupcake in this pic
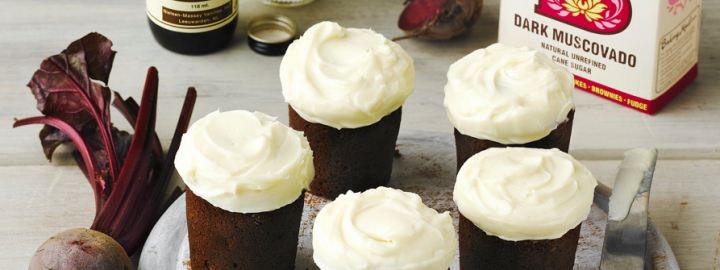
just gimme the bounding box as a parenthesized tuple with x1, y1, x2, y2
(453, 148, 597, 270)
(312, 187, 457, 270)
(281, 21, 414, 199)
(175, 110, 314, 270)
(444, 43, 575, 169)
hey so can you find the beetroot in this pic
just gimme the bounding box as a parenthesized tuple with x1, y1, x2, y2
(29, 228, 132, 270)
(397, 0, 483, 40)
(14, 33, 197, 256)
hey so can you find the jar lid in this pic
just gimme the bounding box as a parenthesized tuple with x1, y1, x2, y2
(247, 15, 297, 56)
(261, 0, 315, 7)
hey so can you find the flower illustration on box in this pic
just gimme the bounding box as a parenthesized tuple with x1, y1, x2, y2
(563, 0, 608, 22)
(667, 0, 689, 15)
(536, 0, 632, 34)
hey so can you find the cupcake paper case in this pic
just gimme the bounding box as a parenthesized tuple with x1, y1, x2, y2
(453, 147, 597, 269)
(281, 21, 415, 199)
(445, 43, 576, 170)
(175, 110, 314, 270)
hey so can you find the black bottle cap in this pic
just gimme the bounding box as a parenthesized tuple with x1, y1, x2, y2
(247, 15, 297, 56)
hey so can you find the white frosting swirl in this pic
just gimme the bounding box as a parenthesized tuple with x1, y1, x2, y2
(174, 110, 314, 213)
(280, 21, 415, 129)
(444, 43, 575, 144)
(453, 148, 597, 241)
(312, 187, 457, 270)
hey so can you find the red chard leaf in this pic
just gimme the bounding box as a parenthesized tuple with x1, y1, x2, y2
(39, 125, 70, 160)
(28, 33, 119, 180)
(111, 127, 132, 167)
(71, 33, 116, 84)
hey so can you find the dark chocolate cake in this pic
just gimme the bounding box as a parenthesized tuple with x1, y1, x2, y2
(454, 110, 574, 170)
(185, 190, 304, 270)
(289, 106, 402, 199)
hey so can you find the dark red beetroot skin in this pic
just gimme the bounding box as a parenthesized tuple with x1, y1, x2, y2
(29, 228, 132, 270)
(398, 0, 483, 40)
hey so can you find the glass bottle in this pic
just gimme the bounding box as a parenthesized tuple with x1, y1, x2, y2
(147, 0, 238, 55)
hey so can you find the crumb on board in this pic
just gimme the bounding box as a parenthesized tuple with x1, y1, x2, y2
(670, 221, 679, 230)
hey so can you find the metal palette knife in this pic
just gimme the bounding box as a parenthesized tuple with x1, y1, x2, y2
(600, 148, 658, 270)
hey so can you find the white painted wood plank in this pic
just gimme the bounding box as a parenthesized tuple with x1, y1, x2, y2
(1, 0, 719, 166)
(0, 166, 94, 270)
(0, 0, 719, 270)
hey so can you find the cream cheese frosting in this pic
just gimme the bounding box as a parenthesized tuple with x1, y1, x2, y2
(444, 43, 575, 144)
(280, 21, 415, 129)
(174, 110, 314, 213)
(312, 187, 457, 270)
(453, 148, 597, 241)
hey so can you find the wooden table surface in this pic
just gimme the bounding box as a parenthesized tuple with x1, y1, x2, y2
(1, 0, 718, 269)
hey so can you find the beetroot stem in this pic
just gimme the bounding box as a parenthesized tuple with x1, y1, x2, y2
(14, 116, 103, 213)
(46, 58, 120, 182)
(92, 67, 159, 254)
(153, 87, 197, 217)
(112, 92, 164, 162)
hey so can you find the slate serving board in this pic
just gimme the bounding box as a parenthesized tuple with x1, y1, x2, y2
(139, 131, 679, 270)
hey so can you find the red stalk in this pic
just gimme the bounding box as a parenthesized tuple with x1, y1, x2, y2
(152, 87, 196, 217)
(92, 67, 159, 253)
(47, 58, 119, 181)
(14, 116, 103, 212)
(112, 92, 164, 162)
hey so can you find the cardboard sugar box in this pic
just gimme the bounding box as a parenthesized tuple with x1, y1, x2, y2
(499, 0, 702, 113)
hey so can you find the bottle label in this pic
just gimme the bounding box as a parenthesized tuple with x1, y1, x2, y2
(147, 0, 237, 33)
